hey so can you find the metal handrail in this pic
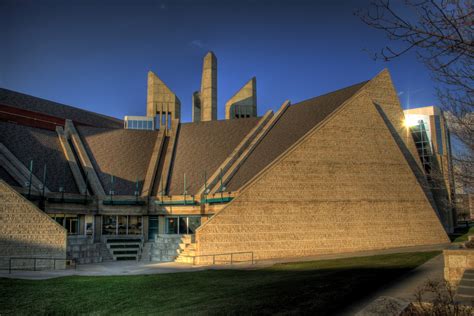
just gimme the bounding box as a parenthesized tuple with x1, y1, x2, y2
(6, 257, 76, 274)
(180, 251, 254, 266)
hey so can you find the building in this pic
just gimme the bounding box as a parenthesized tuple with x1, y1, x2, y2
(403, 106, 456, 231)
(0, 52, 451, 266)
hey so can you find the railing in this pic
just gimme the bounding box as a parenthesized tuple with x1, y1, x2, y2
(6, 257, 76, 274)
(182, 251, 254, 266)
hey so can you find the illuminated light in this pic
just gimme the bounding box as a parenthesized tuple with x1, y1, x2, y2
(403, 115, 422, 128)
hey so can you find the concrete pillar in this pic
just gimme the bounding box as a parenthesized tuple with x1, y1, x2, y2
(94, 215, 102, 242)
(200, 52, 217, 121)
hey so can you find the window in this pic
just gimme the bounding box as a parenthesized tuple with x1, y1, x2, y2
(128, 216, 142, 235)
(50, 214, 79, 235)
(65, 216, 79, 235)
(85, 215, 94, 235)
(118, 216, 127, 235)
(435, 116, 444, 155)
(165, 216, 201, 234)
(102, 215, 143, 235)
(102, 215, 117, 235)
(165, 217, 178, 234)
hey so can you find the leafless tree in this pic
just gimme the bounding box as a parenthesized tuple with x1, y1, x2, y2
(357, 0, 473, 192)
(402, 280, 473, 315)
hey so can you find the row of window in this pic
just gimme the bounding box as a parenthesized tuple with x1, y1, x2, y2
(50, 214, 202, 236)
(125, 119, 154, 130)
(102, 215, 143, 235)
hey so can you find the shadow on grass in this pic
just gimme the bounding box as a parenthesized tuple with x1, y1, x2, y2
(0, 251, 440, 315)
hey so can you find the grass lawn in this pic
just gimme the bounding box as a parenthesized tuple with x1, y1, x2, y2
(449, 225, 474, 242)
(0, 251, 440, 315)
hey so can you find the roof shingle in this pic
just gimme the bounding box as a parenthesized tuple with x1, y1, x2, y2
(226, 81, 368, 191)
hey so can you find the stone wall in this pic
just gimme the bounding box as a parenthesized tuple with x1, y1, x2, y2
(444, 249, 474, 286)
(67, 236, 103, 264)
(0, 180, 67, 268)
(195, 86, 449, 261)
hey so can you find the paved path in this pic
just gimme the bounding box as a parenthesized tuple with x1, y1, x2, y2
(0, 261, 209, 280)
(0, 243, 448, 280)
(342, 254, 445, 315)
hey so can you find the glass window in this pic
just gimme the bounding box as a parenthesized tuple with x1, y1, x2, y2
(65, 216, 79, 235)
(54, 216, 64, 227)
(435, 116, 443, 154)
(85, 215, 94, 235)
(179, 217, 188, 235)
(128, 216, 142, 235)
(118, 216, 127, 235)
(149, 120, 153, 130)
(102, 215, 117, 235)
(188, 217, 201, 234)
(165, 217, 178, 234)
(148, 216, 158, 240)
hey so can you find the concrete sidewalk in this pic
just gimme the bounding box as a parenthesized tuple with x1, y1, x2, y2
(0, 261, 208, 280)
(343, 253, 445, 315)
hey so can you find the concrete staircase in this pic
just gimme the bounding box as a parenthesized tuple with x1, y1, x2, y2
(105, 237, 143, 261)
(175, 242, 197, 264)
(147, 234, 195, 262)
(456, 269, 474, 306)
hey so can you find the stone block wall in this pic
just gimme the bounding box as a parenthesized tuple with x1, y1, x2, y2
(0, 180, 66, 269)
(195, 87, 449, 261)
(67, 236, 103, 264)
(444, 249, 474, 286)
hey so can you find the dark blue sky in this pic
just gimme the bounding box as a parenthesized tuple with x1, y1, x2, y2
(0, 0, 437, 122)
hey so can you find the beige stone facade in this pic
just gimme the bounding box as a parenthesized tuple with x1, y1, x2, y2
(195, 79, 449, 261)
(0, 180, 67, 260)
(146, 71, 181, 130)
(225, 77, 257, 120)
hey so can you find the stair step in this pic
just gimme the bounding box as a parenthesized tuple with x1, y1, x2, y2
(456, 286, 474, 297)
(109, 244, 141, 249)
(107, 238, 142, 243)
(460, 279, 474, 287)
(113, 250, 139, 255)
(115, 256, 137, 261)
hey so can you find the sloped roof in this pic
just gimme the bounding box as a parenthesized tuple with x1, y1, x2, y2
(0, 121, 79, 193)
(0, 166, 20, 187)
(168, 117, 260, 195)
(77, 126, 160, 195)
(0, 88, 123, 128)
(226, 81, 368, 191)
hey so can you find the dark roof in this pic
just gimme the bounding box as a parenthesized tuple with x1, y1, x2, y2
(0, 166, 20, 187)
(226, 81, 368, 191)
(77, 126, 160, 195)
(0, 121, 79, 193)
(0, 88, 123, 129)
(168, 117, 261, 195)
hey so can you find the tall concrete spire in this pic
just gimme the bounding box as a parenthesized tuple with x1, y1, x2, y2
(199, 51, 217, 121)
(146, 71, 181, 130)
(225, 77, 257, 120)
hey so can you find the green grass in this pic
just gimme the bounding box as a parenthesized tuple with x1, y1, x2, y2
(449, 225, 474, 242)
(0, 251, 440, 315)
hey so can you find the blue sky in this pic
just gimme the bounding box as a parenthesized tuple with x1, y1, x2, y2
(0, 0, 438, 122)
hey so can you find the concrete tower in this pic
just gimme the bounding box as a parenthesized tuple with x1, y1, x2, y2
(225, 77, 257, 119)
(146, 71, 181, 130)
(199, 52, 217, 121)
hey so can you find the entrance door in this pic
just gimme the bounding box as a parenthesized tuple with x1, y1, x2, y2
(148, 216, 158, 240)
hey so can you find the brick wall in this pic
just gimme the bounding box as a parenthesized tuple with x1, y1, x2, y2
(0, 180, 66, 267)
(195, 86, 449, 261)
